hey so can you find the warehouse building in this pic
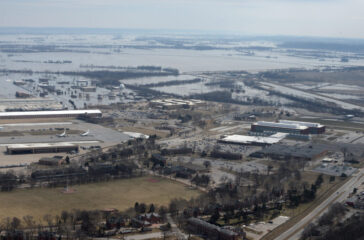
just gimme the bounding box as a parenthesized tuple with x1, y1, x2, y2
(38, 156, 64, 166)
(219, 133, 287, 146)
(0, 109, 102, 119)
(251, 120, 325, 135)
(251, 121, 309, 134)
(7, 143, 79, 154)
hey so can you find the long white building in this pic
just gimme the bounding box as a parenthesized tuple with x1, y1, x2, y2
(0, 109, 102, 119)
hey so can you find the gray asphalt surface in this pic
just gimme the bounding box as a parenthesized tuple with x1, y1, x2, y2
(0, 121, 130, 144)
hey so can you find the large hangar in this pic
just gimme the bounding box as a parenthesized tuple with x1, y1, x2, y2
(7, 143, 79, 154)
(0, 109, 102, 119)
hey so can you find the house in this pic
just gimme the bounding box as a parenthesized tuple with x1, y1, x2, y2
(131, 218, 151, 228)
(139, 213, 161, 224)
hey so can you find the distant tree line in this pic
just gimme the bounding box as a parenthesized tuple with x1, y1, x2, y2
(63, 69, 178, 86)
(137, 78, 202, 88)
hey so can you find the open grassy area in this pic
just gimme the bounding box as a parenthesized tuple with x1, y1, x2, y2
(0, 176, 201, 221)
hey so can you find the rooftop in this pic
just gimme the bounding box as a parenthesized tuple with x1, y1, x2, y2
(221, 133, 287, 145)
(123, 131, 149, 139)
(279, 120, 324, 128)
(254, 121, 308, 130)
(151, 98, 203, 106)
(0, 109, 101, 117)
(7, 142, 77, 149)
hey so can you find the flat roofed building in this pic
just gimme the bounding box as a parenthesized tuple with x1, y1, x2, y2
(150, 98, 203, 109)
(38, 156, 64, 166)
(251, 121, 310, 134)
(279, 120, 325, 134)
(7, 143, 79, 154)
(0, 109, 102, 119)
(81, 86, 96, 92)
(219, 133, 287, 146)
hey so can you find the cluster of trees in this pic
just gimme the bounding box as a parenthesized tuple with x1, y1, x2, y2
(0, 199, 169, 239)
(25, 137, 157, 189)
(177, 114, 193, 123)
(134, 202, 156, 215)
(191, 91, 239, 104)
(0, 171, 20, 191)
(30, 161, 139, 188)
(191, 174, 211, 187)
(138, 78, 201, 88)
(126, 84, 177, 98)
(161, 147, 193, 156)
(210, 150, 242, 160)
(301, 203, 351, 240)
(146, 160, 317, 229)
(1, 209, 119, 239)
(287, 174, 323, 207)
(63, 68, 179, 86)
(78, 65, 178, 74)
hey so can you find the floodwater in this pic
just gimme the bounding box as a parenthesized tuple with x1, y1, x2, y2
(1, 34, 364, 73)
(1, 33, 364, 106)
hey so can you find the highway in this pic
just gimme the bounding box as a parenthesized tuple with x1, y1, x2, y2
(275, 168, 364, 240)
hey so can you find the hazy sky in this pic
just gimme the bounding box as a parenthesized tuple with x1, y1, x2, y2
(1, 0, 364, 38)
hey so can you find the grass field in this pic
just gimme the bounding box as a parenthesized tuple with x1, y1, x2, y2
(0, 176, 201, 221)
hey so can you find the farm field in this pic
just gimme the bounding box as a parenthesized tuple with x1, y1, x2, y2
(0, 176, 201, 220)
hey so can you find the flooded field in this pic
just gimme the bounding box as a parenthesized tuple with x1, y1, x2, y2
(1, 32, 364, 111)
(2, 34, 364, 73)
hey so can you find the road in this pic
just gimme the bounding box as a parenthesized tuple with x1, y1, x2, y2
(166, 213, 187, 240)
(124, 232, 162, 240)
(275, 168, 364, 240)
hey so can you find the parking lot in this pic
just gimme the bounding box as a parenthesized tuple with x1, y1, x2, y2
(313, 164, 357, 177)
